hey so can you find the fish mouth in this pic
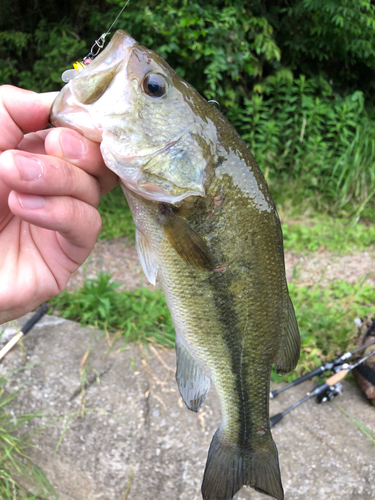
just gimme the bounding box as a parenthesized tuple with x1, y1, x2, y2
(51, 90, 103, 142)
(101, 124, 206, 204)
(50, 30, 136, 142)
(51, 30, 208, 204)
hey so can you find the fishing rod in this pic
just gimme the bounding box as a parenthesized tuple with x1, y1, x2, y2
(0, 303, 49, 361)
(269, 348, 375, 427)
(270, 337, 375, 399)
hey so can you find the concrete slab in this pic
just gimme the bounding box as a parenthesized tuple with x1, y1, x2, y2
(0, 314, 374, 500)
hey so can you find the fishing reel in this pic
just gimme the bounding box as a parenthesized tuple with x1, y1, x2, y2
(270, 336, 375, 426)
(316, 382, 343, 404)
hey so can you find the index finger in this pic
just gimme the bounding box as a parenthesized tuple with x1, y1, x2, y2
(0, 85, 58, 153)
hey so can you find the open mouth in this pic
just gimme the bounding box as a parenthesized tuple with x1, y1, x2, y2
(50, 30, 136, 142)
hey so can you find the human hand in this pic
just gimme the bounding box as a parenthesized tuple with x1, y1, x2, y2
(0, 85, 118, 324)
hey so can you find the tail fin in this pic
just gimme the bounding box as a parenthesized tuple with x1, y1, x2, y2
(201, 429, 284, 500)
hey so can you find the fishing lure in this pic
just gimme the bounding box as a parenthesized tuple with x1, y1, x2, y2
(61, 0, 130, 83)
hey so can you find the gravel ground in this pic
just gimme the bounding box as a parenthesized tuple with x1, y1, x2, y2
(67, 238, 375, 291)
(285, 249, 375, 287)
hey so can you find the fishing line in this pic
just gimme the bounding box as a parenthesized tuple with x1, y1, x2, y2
(106, 0, 131, 38)
(83, 0, 131, 61)
(62, 0, 131, 82)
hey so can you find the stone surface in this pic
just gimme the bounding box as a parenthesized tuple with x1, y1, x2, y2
(1, 314, 374, 500)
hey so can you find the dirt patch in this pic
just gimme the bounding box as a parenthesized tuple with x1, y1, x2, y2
(285, 250, 375, 287)
(67, 238, 375, 292)
(67, 238, 151, 292)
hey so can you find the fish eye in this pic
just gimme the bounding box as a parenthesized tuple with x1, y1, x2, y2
(142, 73, 167, 98)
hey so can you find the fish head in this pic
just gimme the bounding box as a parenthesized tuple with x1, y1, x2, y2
(51, 30, 218, 203)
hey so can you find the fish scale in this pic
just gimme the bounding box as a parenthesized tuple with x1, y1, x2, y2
(50, 29, 300, 500)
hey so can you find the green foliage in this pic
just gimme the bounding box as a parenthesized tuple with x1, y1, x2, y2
(50, 272, 375, 384)
(17, 23, 87, 92)
(49, 273, 175, 346)
(97, 185, 134, 240)
(281, 218, 375, 253)
(232, 76, 375, 213)
(1, 0, 375, 214)
(100, 0, 281, 104)
(0, 368, 57, 499)
(0, 31, 31, 84)
(272, 0, 375, 96)
(272, 279, 375, 382)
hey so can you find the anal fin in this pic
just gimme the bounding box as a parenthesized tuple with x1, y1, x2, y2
(274, 296, 300, 375)
(176, 338, 210, 412)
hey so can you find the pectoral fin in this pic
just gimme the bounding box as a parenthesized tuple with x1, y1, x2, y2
(176, 338, 210, 412)
(135, 228, 158, 286)
(274, 296, 300, 375)
(157, 203, 214, 271)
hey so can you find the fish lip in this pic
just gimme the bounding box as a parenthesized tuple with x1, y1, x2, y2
(50, 29, 136, 141)
(50, 113, 104, 142)
(50, 83, 105, 142)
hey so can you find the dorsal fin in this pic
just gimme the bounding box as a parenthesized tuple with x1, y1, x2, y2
(274, 296, 300, 375)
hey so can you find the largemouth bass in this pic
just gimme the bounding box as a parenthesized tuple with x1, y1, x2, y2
(51, 30, 300, 500)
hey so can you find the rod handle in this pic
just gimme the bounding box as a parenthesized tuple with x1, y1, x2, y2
(269, 412, 284, 428)
(326, 369, 348, 386)
(0, 332, 23, 361)
(21, 303, 49, 335)
(0, 303, 49, 362)
(270, 366, 325, 399)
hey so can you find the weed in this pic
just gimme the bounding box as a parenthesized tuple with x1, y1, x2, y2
(0, 369, 57, 499)
(49, 273, 175, 347)
(336, 405, 375, 445)
(122, 466, 134, 500)
(97, 185, 134, 240)
(50, 273, 375, 383)
(78, 344, 92, 419)
(281, 217, 375, 253)
(234, 77, 375, 214)
(272, 279, 375, 382)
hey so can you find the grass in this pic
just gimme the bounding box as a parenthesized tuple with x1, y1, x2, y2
(49, 272, 375, 383)
(282, 217, 375, 253)
(97, 185, 135, 240)
(271, 180, 375, 252)
(284, 279, 375, 380)
(336, 405, 375, 445)
(49, 273, 175, 348)
(0, 366, 57, 499)
(97, 185, 375, 254)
